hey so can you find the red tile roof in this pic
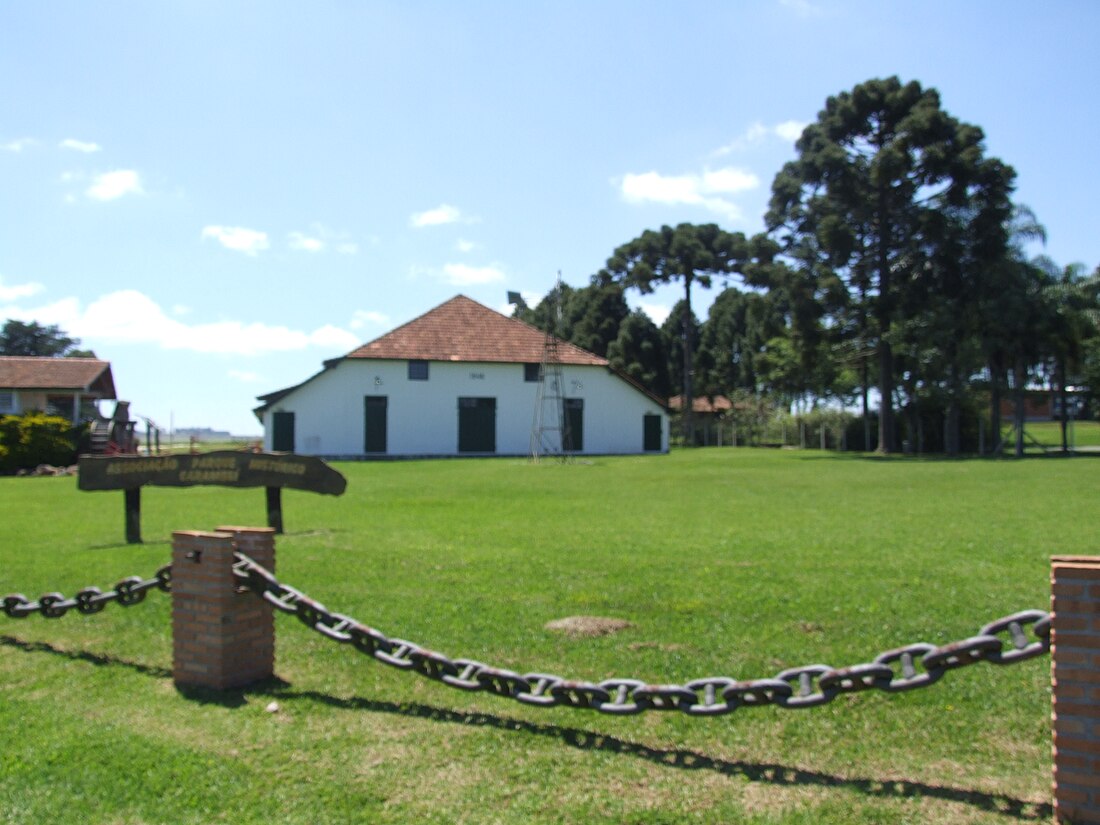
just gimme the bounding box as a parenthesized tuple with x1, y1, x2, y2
(0, 356, 116, 397)
(668, 394, 734, 414)
(344, 295, 607, 366)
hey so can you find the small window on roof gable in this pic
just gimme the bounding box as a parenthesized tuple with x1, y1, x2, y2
(408, 360, 429, 381)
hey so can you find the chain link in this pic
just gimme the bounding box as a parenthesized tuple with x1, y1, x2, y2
(230, 552, 1052, 716)
(2, 566, 172, 619)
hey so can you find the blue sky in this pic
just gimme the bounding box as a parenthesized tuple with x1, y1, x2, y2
(3, 1, 1098, 436)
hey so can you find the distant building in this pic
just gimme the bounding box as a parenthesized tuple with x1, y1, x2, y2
(668, 394, 738, 446)
(999, 390, 1090, 422)
(0, 356, 117, 423)
(254, 295, 668, 457)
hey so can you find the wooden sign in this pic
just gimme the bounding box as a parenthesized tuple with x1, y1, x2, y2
(79, 452, 346, 542)
(79, 451, 346, 495)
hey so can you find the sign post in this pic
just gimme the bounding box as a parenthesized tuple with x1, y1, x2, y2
(79, 452, 347, 542)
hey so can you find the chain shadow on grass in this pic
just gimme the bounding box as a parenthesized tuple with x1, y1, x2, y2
(1, 634, 172, 679)
(3, 634, 1052, 821)
(228, 684, 1054, 821)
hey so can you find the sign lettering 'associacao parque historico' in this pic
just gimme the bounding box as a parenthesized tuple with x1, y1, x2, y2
(78, 451, 347, 496)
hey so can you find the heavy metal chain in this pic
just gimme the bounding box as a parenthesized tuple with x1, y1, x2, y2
(231, 552, 1051, 716)
(2, 566, 172, 619)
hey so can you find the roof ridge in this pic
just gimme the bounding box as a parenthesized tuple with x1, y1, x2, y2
(345, 294, 470, 356)
(342, 294, 608, 367)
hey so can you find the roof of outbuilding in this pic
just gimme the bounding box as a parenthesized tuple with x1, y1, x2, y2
(668, 395, 737, 413)
(0, 356, 116, 397)
(343, 294, 607, 366)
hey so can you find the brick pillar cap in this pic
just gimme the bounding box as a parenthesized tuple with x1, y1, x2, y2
(1052, 555, 1100, 565)
(215, 526, 276, 535)
(172, 530, 235, 540)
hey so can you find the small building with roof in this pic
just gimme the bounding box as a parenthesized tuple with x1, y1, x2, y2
(254, 295, 668, 458)
(0, 356, 117, 423)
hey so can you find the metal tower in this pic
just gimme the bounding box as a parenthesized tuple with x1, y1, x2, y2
(530, 276, 572, 462)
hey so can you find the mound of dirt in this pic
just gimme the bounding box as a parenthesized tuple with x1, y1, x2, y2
(544, 616, 633, 638)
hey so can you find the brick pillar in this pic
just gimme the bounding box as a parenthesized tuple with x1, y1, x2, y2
(1051, 555, 1100, 824)
(172, 528, 275, 690)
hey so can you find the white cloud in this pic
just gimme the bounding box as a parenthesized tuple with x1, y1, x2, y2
(780, 0, 825, 17)
(309, 324, 359, 349)
(349, 309, 390, 330)
(410, 203, 463, 228)
(7, 288, 359, 356)
(288, 231, 325, 252)
(638, 302, 672, 325)
(288, 224, 358, 254)
(1, 138, 35, 152)
(442, 263, 506, 286)
(702, 167, 759, 193)
(60, 139, 101, 153)
(713, 120, 808, 155)
(713, 122, 770, 156)
(229, 369, 262, 383)
(86, 169, 143, 201)
(201, 225, 269, 256)
(774, 120, 807, 142)
(455, 238, 478, 253)
(172, 304, 191, 316)
(0, 277, 45, 302)
(619, 166, 760, 221)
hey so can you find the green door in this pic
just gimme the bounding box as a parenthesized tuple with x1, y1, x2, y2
(364, 395, 387, 453)
(272, 411, 295, 452)
(643, 413, 662, 452)
(458, 397, 496, 453)
(563, 398, 583, 452)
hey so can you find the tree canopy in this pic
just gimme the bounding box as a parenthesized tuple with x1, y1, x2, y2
(516, 78, 1098, 454)
(766, 76, 1012, 453)
(605, 223, 747, 439)
(0, 320, 95, 358)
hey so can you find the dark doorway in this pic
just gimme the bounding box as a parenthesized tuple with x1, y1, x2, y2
(272, 411, 295, 452)
(458, 397, 496, 453)
(364, 395, 387, 453)
(563, 398, 583, 452)
(643, 413, 662, 452)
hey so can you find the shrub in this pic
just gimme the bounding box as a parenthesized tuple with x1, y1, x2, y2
(0, 412, 80, 473)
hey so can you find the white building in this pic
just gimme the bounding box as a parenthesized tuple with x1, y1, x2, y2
(254, 295, 668, 458)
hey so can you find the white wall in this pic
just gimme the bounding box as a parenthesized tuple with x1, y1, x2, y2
(261, 359, 667, 457)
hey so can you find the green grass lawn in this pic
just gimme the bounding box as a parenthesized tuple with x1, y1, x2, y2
(2, 448, 1094, 823)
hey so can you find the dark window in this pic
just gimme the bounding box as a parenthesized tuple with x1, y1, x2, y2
(408, 360, 429, 381)
(524, 363, 541, 382)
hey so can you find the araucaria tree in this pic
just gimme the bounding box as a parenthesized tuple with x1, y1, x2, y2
(767, 77, 1005, 453)
(606, 223, 746, 441)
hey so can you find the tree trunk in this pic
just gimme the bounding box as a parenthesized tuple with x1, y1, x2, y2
(861, 357, 871, 451)
(877, 337, 895, 453)
(875, 176, 895, 454)
(681, 275, 694, 445)
(988, 357, 1002, 455)
(1013, 356, 1026, 458)
(1057, 357, 1069, 453)
(945, 359, 960, 457)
